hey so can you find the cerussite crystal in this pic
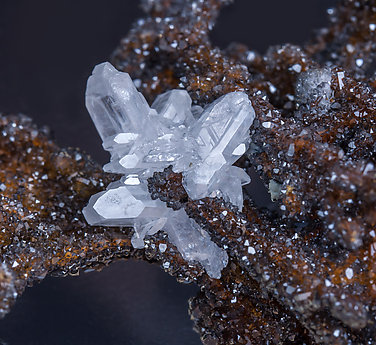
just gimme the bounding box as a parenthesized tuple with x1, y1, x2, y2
(83, 62, 254, 278)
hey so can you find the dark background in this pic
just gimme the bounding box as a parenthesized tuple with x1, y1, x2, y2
(0, 1, 336, 344)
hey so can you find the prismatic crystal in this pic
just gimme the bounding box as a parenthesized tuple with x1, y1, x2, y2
(1, 0, 376, 344)
(83, 62, 254, 278)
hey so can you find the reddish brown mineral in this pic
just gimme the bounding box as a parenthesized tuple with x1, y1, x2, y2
(1, 0, 376, 344)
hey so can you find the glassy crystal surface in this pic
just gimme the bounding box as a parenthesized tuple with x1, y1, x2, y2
(295, 68, 333, 110)
(151, 89, 195, 126)
(83, 178, 228, 278)
(163, 209, 228, 279)
(83, 179, 169, 227)
(83, 62, 254, 278)
(183, 92, 255, 205)
(86, 62, 153, 141)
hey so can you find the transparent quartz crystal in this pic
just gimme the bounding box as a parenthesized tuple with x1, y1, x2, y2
(183, 92, 255, 207)
(83, 178, 228, 279)
(84, 62, 255, 278)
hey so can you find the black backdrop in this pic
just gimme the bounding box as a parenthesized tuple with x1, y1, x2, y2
(0, 1, 336, 344)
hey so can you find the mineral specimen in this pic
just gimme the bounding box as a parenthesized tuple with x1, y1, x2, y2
(2, 0, 376, 344)
(83, 61, 254, 277)
(84, 62, 253, 205)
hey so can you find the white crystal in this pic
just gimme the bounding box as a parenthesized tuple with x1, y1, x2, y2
(114, 133, 139, 144)
(232, 143, 246, 156)
(123, 174, 140, 185)
(183, 92, 254, 205)
(163, 209, 228, 279)
(119, 153, 140, 168)
(248, 246, 256, 254)
(345, 267, 354, 280)
(269, 180, 282, 202)
(346, 44, 355, 53)
(262, 121, 272, 128)
(196, 165, 251, 209)
(83, 179, 169, 227)
(287, 143, 295, 157)
(159, 243, 167, 253)
(87, 62, 253, 207)
(132, 217, 168, 249)
(83, 179, 228, 278)
(296, 68, 332, 109)
(356, 58, 364, 67)
(93, 186, 145, 219)
(83, 62, 255, 278)
(151, 89, 194, 126)
(189, 92, 254, 163)
(86, 62, 153, 141)
(291, 64, 302, 73)
(337, 72, 345, 90)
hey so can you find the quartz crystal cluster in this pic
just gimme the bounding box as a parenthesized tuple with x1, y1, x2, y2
(2, 0, 376, 344)
(83, 62, 254, 278)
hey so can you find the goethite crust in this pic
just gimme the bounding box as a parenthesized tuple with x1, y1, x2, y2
(1, 0, 376, 344)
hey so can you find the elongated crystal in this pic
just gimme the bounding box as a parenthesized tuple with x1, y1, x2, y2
(84, 62, 255, 278)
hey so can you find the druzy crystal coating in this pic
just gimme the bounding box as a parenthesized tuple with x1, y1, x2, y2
(83, 62, 254, 278)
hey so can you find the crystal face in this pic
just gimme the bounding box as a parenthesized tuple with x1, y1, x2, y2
(295, 68, 333, 110)
(83, 62, 255, 278)
(183, 92, 254, 206)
